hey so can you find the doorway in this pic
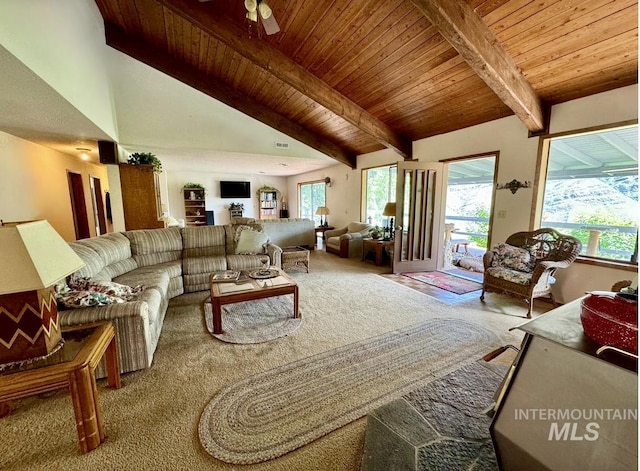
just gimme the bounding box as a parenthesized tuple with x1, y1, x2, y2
(67, 171, 91, 240)
(392, 161, 445, 273)
(90, 176, 107, 235)
(442, 153, 497, 277)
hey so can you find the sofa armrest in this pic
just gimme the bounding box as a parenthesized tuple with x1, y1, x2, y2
(266, 243, 283, 268)
(325, 227, 347, 239)
(58, 300, 149, 326)
(58, 301, 151, 375)
(340, 232, 365, 241)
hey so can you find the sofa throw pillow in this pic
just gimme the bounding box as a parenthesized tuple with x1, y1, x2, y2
(234, 224, 257, 243)
(55, 276, 145, 310)
(235, 228, 270, 255)
(491, 243, 535, 272)
(68, 276, 145, 299)
(56, 290, 125, 309)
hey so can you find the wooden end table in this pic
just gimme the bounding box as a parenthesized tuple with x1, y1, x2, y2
(0, 322, 121, 454)
(362, 238, 394, 266)
(209, 269, 299, 334)
(315, 225, 334, 241)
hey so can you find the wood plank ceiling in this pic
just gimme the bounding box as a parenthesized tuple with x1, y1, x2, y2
(94, 0, 638, 168)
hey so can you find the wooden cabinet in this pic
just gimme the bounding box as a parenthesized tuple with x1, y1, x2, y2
(259, 189, 278, 220)
(183, 187, 207, 227)
(119, 164, 164, 230)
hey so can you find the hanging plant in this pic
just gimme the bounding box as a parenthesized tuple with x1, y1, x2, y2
(255, 184, 280, 200)
(127, 152, 163, 172)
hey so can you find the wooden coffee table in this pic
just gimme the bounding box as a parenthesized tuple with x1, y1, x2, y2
(209, 269, 299, 334)
(0, 322, 121, 454)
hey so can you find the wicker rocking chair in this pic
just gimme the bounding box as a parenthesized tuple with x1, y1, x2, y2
(480, 228, 582, 318)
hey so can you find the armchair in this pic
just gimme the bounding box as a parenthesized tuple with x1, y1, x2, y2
(480, 228, 582, 318)
(325, 222, 373, 258)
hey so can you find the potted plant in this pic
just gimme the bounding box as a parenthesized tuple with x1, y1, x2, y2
(370, 226, 383, 239)
(183, 182, 206, 195)
(127, 152, 163, 172)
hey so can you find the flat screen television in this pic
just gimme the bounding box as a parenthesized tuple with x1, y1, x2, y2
(220, 181, 251, 199)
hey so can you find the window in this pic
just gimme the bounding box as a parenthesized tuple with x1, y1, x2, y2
(299, 181, 326, 226)
(539, 124, 638, 263)
(363, 165, 397, 227)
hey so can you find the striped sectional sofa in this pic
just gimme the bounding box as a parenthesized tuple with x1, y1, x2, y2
(59, 223, 282, 376)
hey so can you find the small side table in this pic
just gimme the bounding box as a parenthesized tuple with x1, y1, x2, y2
(362, 238, 394, 266)
(0, 322, 121, 454)
(281, 246, 310, 272)
(315, 226, 334, 241)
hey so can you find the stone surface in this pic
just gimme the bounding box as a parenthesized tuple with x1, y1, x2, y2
(369, 400, 438, 446)
(361, 415, 417, 471)
(361, 361, 508, 471)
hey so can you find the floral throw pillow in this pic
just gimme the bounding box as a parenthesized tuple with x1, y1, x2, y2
(68, 276, 145, 299)
(491, 243, 536, 272)
(55, 276, 145, 309)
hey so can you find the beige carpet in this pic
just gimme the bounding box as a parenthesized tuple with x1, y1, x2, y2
(0, 250, 543, 471)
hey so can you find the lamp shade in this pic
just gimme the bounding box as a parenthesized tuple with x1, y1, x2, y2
(0, 220, 85, 295)
(383, 202, 397, 217)
(315, 206, 330, 216)
(0, 220, 85, 365)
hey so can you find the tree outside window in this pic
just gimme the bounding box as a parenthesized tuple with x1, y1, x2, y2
(364, 165, 397, 226)
(299, 181, 326, 226)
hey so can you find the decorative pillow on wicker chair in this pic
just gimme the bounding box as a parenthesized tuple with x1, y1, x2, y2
(235, 228, 270, 255)
(491, 243, 535, 272)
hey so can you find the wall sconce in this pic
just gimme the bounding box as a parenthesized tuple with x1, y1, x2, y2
(324, 177, 331, 187)
(496, 179, 531, 194)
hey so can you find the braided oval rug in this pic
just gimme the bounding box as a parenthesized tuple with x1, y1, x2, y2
(198, 318, 500, 464)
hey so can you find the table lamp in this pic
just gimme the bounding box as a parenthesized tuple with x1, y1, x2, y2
(315, 206, 330, 227)
(0, 220, 85, 366)
(383, 202, 396, 241)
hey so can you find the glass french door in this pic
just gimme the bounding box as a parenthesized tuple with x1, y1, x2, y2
(393, 161, 445, 273)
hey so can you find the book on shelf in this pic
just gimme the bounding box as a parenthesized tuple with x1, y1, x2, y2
(210, 270, 241, 282)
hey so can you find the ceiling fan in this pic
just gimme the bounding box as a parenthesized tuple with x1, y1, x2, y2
(198, 0, 280, 36)
(244, 0, 280, 35)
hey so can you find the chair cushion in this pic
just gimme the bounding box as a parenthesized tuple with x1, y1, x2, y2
(491, 243, 535, 272)
(486, 267, 532, 286)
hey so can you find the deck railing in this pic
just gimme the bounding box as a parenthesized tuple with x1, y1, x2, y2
(445, 215, 638, 261)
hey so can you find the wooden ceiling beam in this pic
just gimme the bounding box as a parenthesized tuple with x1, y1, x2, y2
(104, 23, 357, 168)
(159, 0, 412, 159)
(410, 0, 546, 133)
